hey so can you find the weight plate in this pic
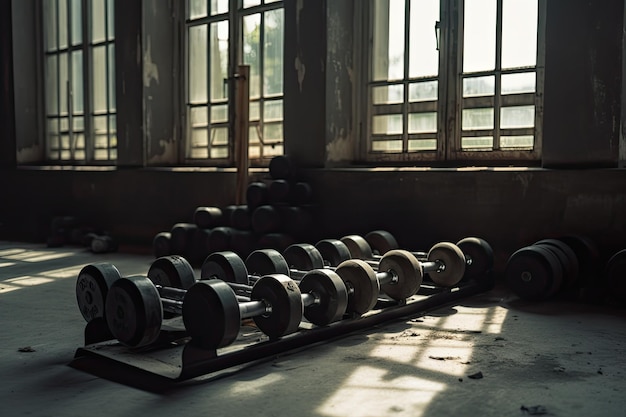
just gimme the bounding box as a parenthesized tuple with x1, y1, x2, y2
(283, 243, 325, 270)
(365, 230, 399, 255)
(269, 179, 291, 204)
(105, 276, 163, 348)
(293, 182, 313, 205)
(557, 235, 600, 283)
(251, 274, 303, 339)
(170, 223, 197, 255)
(148, 255, 196, 290)
(504, 245, 563, 301)
(246, 182, 269, 210)
(605, 249, 626, 303)
(456, 237, 494, 283)
(378, 250, 423, 300)
(230, 205, 252, 230)
(201, 251, 250, 284)
(245, 249, 291, 277)
(299, 269, 348, 325)
(208, 227, 234, 252)
(76, 263, 122, 322)
(334, 259, 380, 315)
(182, 280, 241, 349)
(251, 205, 281, 234)
(340, 235, 374, 259)
(534, 239, 579, 289)
(426, 242, 466, 287)
(193, 206, 223, 229)
(315, 239, 352, 266)
(152, 231, 172, 258)
(269, 155, 295, 180)
(532, 244, 568, 294)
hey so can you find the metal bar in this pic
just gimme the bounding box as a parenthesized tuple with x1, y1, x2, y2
(234, 65, 250, 204)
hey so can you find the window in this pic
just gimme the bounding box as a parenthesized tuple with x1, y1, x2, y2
(364, 0, 545, 164)
(185, 0, 284, 165)
(43, 0, 116, 163)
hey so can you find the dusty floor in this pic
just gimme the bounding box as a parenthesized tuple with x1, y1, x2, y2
(1, 241, 625, 417)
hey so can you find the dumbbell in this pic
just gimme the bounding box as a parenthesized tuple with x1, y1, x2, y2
(200, 251, 348, 327)
(244, 244, 423, 315)
(505, 244, 565, 301)
(340, 234, 466, 287)
(605, 249, 626, 304)
(356, 230, 494, 283)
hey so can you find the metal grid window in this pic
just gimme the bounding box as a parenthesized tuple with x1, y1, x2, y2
(364, 0, 545, 164)
(185, 0, 284, 164)
(43, 0, 116, 163)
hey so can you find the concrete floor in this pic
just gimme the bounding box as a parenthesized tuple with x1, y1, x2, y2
(1, 240, 625, 417)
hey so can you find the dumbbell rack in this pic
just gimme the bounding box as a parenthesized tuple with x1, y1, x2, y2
(71, 277, 492, 385)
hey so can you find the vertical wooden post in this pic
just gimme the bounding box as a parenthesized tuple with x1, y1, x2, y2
(235, 65, 250, 205)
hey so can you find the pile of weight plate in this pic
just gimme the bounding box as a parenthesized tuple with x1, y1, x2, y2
(152, 155, 316, 266)
(504, 235, 626, 305)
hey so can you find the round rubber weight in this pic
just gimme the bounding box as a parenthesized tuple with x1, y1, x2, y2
(534, 239, 579, 290)
(315, 239, 352, 266)
(505, 246, 563, 301)
(456, 237, 494, 283)
(105, 276, 163, 348)
(76, 263, 122, 322)
(148, 255, 196, 290)
(183, 280, 241, 349)
(605, 249, 626, 304)
(365, 230, 399, 255)
(334, 259, 380, 315)
(201, 251, 249, 284)
(427, 242, 466, 287)
(245, 249, 290, 277)
(378, 250, 423, 300)
(299, 269, 348, 325)
(340, 235, 374, 259)
(283, 243, 325, 270)
(251, 274, 303, 339)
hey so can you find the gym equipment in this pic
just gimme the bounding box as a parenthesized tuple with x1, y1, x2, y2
(268, 155, 297, 180)
(76, 262, 122, 322)
(183, 275, 304, 348)
(605, 249, 626, 304)
(246, 182, 269, 210)
(170, 223, 198, 256)
(341, 235, 466, 287)
(353, 231, 493, 283)
(504, 244, 564, 301)
(153, 231, 172, 258)
(314, 239, 353, 267)
(200, 251, 348, 327)
(533, 239, 579, 290)
(193, 206, 223, 229)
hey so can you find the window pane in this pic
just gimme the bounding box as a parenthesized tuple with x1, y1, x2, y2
(192, 128, 208, 148)
(372, 0, 405, 81)
(462, 136, 493, 149)
(408, 112, 437, 134)
(59, 0, 68, 49)
(408, 0, 439, 78)
(210, 21, 229, 101)
(211, 104, 228, 123)
(408, 139, 437, 151)
(373, 85, 404, 104)
(264, 8, 284, 96)
(243, 0, 261, 8)
(501, 105, 534, 129)
(501, 135, 533, 149)
(462, 108, 494, 130)
(44, 0, 58, 51)
(108, 44, 116, 111)
(71, 50, 84, 113)
(463, 0, 496, 72)
(243, 14, 261, 98)
(502, 0, 537, 69)
(211, 0, 228, 15)
(373, 114, 402, 135)
(190, 106, 208, 127)
(71, 0, 82, 45)
(59, 52, 68, 115)
(372, 140, 402, 152)
(249, 102, 260, 121)
(409, 81, 438, 102)
(211, 127, 228, 145)
(92, 46, 107, 112)
(264, 100, 283, 122)
(189, 0, 208, 19)
(46, 55, 59, 114)
(263, 122, 283, 143)
(189, 24, 208, 104)
(91, 0, 106, 43)
(107, 0, 114, 40)
(501, 72, 535, 95)
(463, 76, 495, 97)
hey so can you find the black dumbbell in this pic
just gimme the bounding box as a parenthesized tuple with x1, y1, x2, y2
(200, 251, 348, 327)
(505, 244, 565, 301)
(605, 249, 626, 304)
(358, 230, 495, 283)
(340, 234, 466, 288)
(244, 244, 423, 315)
(76, 262, 123, 323)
